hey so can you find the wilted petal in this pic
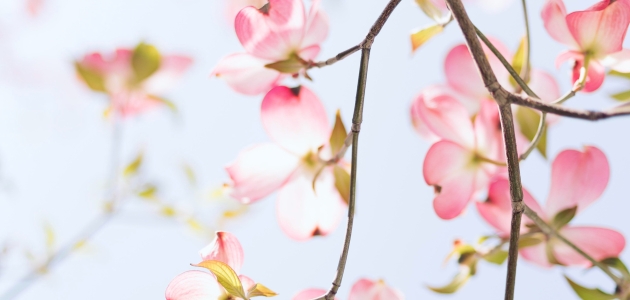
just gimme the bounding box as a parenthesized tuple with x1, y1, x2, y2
(566, 0, 630, 57)
(424, 141, 477, 220)
(211, 53, 283, 95)
(348, 278, 405, 300)
(520, 242, 553, 268)
(293, 289, 336, 300)
(165, 271, 223, 300)
(541, 0, 579, 48)
(199, 231, 245, 273)
(476, 179, 544, 235)
(553, 226, 626, 266)
(226, 143, 300, 204)
(261, 85, 330, 155)
(276, 168, 345, 241)
(545, 146, 609, 217)
(411, 86, 475, 147)
(302, 0, 329, 48)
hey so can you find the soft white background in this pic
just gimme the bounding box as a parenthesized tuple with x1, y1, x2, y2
(0, 0, 628, 299)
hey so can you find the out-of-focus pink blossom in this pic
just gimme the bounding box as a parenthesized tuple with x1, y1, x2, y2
(542, 0, 630, 92)
(477, 146, 625, 267)
(165, 231, 253, 299)
(414, 89, 505, 220)
(429, 0, 513, 13)
(293, 278, 403, 300)
(226, 85, 346, 240)
(75, 46, 192, 117)
(212, 0, 328, 95)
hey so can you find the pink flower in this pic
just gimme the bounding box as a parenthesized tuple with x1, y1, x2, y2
(476, 146, 626, 267)
(165, 231, 255, 299)
(226, 85, 346, 240)
(76, 44, 192, 117)
(293, 278, 404, 300)
(542, 0, 630, 92)
(414, 88, 505, 220)
(225, 0, 269, 24)
(212, 0, 328, 95)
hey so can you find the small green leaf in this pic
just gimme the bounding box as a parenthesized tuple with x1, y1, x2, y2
(515, 107, 547, 158)
(123, 153, 143, 177)
(609, 70, 630, 79)
(132, 43, 161, 83)
(565, 276, 617, 300)
(482, 250, 508, 265)
(552, 206, 578, 229)
(601, 257, 630, 278)
(427, 269, 471, 294)
(329, 110, 347, 155)
(509, 36, 528, 88)
(518, 233, 545, 248)
(546, 242, 562, 265)
(333, 165, 350, 205)
(247, 283, 278, 298)
(610, 90, 630, 102)
(414, 0, 444, 22)
(75, 62, 107, 92)
(193, 260, 247, 299)
(410, 24, 443, 53)
(264, 54, 306, 74)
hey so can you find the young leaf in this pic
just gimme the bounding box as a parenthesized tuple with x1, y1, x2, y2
(132, 43, 161, 83)
(482, 250, 508, 265)
(515, 107, 547, 158)
(427, 269, 471, 294)
(193, 260, 247, 299)
(75, 62, 107, 93)
(247, 283, 278, 298)
(509, 36, 528, 88)
(414, 0, 443, 22)
(333, 165, 350, 205)
(552, 206, 578, 229)
(565, 276, 617, 300)
(410, 24, 443, 53)
(329, 110, 347, 155)
(517, 233, 545, 248)
(600, 257, 630, 278)
(609, 70, 630, 79)
(123, 153, 143, 177)
(610, 90, 630, 102)
(264, 55, 305, 74)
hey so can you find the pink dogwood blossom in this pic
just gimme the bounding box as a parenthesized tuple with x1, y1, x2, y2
(293, 278, 404, 300)
(414, 89, 505, 220)
(212, 0, 328, 95)
(542, 0, 630, 92)
(476, 146, 626, 267)
(225, 0, 269, 24)
(165, 231, 254, 299)
(226, 85, 346, 240)
(76, 44, 192, 117)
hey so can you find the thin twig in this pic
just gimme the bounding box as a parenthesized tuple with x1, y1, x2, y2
(522, 205, 623, 286)
(508, 93, 630, 120)
(520, 0, 531, 84)
(445, 1, 525, 299)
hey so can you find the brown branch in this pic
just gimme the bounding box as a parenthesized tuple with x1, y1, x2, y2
(309, 0, 401, 68)
(508, 93, 630, 120)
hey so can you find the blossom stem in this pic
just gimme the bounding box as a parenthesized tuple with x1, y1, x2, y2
(522, 205, 623, 286)
(520, 0, 531, 84)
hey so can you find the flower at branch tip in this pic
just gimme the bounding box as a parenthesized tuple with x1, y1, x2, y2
(75, 43, 192, 118)
(225, 85, 347, 240)
(293, 278, 404, 300)
(212, 0, 329, 95)
(476, 146, 626, 267)
(413, 87, 505, 220)
(542, 0, 630, 92)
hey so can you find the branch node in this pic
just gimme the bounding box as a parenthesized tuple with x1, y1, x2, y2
(351, 123, 361, 133)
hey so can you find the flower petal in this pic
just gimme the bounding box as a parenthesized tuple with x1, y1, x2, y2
(520, 242, 553, 268)
(293, 289, 336, 300)
(348, 278, 405, 300)
(211, 53, 283, 95)
(556, 51, 605, 93)
(527, 69, 560, 103)
(553, 226, 626, 267)
(566, 0, 630, 57)
(411, 85, 475, 147)
(199, 231, 245, 273)
(603, 49, 630, 72)
(302, 0, 329, 48)
(541, 0, 579, 48)
(424, 141, 476, 220)
(545, 146, 609, 216)
(261, 85, 330, 155)
(143, 55, 192, 94)
(165, 271, 223, 300)
(276, 168, 345, 241)
(226, 143, 300, 204)
(239, 275, 256, 292)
